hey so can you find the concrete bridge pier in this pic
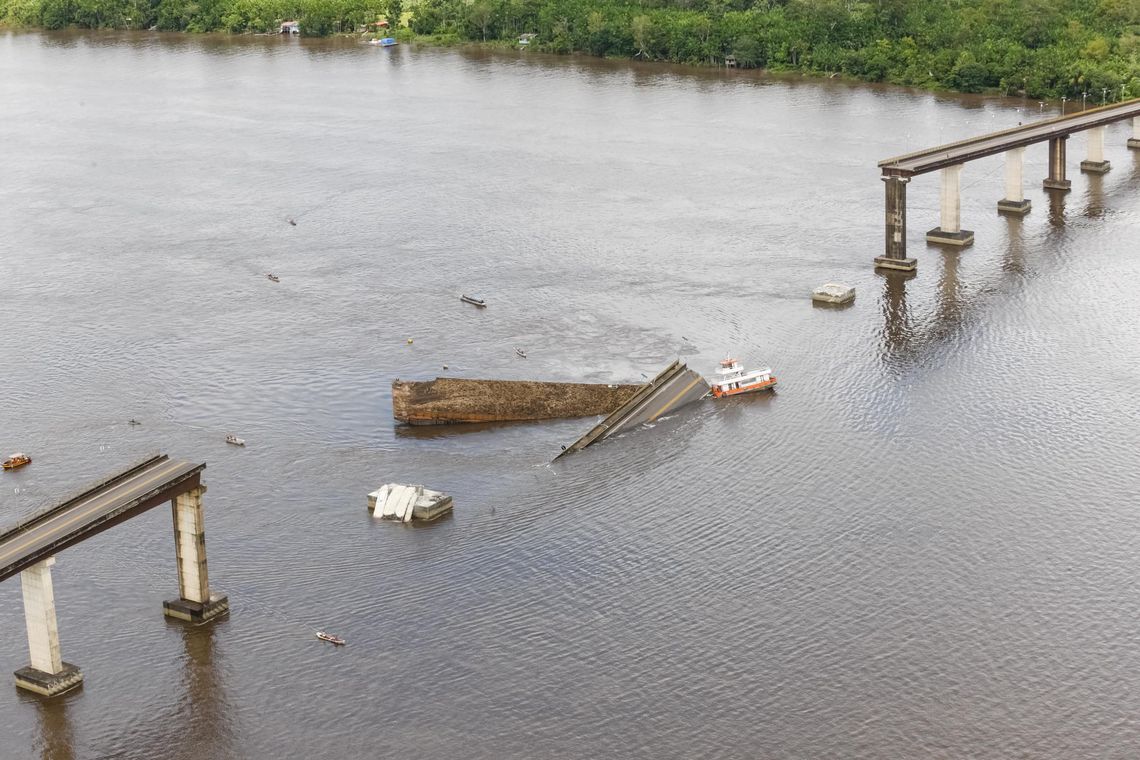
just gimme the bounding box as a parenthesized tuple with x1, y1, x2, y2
(163, 486, 228, 624)
(1044, 136, 1072, 191)
(1081, 126, 1111, 173)
(874, 175, 917, 271)
(1129, 117, 1140, 150)
(997, 147, 1031, 215)
(926, 164, 974, 246)
(14, 558, 83, 697)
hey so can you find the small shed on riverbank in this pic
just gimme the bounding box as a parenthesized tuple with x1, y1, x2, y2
(280, 20, 299, 34)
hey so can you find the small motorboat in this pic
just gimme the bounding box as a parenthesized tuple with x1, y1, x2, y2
(460, 294, 487, 308)
(287, 218, 297, 226)
(316, 631, 346, 645)
(266, 273, 280, 282)
(128, 419, 142, 426)
(225, 435, 246, 447)
(369, 37, 397, 46)
(709, 358, 777, 399)
(2, 452, 31, 470)
(515, 347, 527, 359)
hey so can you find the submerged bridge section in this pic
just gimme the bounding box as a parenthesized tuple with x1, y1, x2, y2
(555, 359, 709, 459)
(876, 99, 1140, 271)
(0, 455, 226, 696)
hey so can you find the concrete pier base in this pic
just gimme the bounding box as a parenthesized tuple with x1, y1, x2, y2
(997, 198, 1032, 215)
(873, 256, 917, 272)
(999, 148, 1029, 215)
(1044, 136, 1071, 191)
(1128, 138, 1140, 150)
(925, 227, 975, 246)
(1081, 126, 1110, 173)
(163, 593, 229, 624)
(14, 663, 83, 697)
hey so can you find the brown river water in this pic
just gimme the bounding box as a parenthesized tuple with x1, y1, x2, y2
(1, 30, 1139, 760)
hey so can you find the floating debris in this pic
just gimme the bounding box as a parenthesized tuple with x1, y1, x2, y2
(368, 484, 453, 522)
(811, 282, 855, 305)
(460, 294, 487, 308)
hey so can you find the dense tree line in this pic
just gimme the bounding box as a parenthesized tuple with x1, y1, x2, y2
(4, 0, 1140, 98)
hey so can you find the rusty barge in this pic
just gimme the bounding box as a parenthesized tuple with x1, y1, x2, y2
(392, 377, 641, 426)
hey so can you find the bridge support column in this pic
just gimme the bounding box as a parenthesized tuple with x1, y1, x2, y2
(997, 147, 1031, 215)
(1044, 136, 1072, 191)
(14, 558, 83, 697)
(163, 486, 228, 624)
(1129, 117, 1140, 150)
(874, 175, 916, 271)
(926, 164, 974, 246)
(1081, 126, 1111, 173)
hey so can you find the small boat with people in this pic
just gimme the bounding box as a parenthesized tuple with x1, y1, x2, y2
(266, 273, 280, 283)
(2, 452, 31, 470)
(225, 435, 246, 447)
(708, 357, 776, 399)
(515, 347, 527, 359)
(316, 631, 346, 645)
(460, 294, 487, 308)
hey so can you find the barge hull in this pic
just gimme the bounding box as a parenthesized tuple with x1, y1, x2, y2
(392, 377, 641, 425)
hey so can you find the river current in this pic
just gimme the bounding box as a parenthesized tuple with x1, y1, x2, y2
(1, 30, 1139, 759)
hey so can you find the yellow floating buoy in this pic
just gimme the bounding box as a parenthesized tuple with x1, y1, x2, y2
(407, 338, 413, 344)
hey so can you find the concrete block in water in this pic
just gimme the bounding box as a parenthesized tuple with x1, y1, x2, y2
(368, 485, 453, 522)
(811, 283, 855, 305)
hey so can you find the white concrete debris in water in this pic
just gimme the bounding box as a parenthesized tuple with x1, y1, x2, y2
(368, 484, 453, 523)
(811, 282, 856, 304)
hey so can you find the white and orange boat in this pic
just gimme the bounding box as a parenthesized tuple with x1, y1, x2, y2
(709, 358, 776, 399)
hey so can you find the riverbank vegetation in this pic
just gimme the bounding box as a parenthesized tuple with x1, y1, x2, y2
(4, 0, 1140, 99)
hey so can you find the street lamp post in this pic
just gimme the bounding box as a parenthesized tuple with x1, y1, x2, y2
(1082, 91, 1087, 110)
(1061, 96, 1068, 115)
(1122, 83, 1128, 101)
(1103, 87, 1108, 105)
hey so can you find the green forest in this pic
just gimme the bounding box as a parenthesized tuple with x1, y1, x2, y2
(4, 0, 1140, 99)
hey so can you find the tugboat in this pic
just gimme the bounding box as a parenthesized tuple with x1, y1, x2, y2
(2, 452, 31, 470)
(709, 358, 776, 398)
(316, 631, 346, 645)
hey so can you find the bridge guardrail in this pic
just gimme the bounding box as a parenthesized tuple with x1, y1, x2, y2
(0, 453, 168, 542)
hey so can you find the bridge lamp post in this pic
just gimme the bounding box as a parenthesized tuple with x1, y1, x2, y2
(1082, 91, 1087, 110)
(1061, 96, 1068, 115)
(1103, 87, 1108, 105)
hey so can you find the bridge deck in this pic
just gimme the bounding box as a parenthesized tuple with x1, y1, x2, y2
(880, 99, 1140, 177)
(0, 455, 204, 583)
